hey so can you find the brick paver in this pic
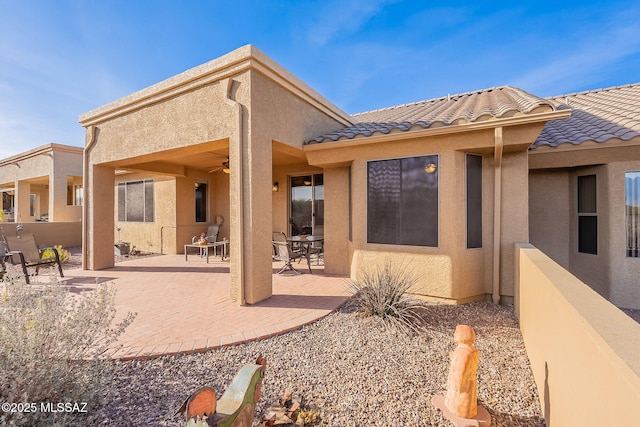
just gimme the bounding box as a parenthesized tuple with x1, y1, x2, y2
(58, 254, 352, 359)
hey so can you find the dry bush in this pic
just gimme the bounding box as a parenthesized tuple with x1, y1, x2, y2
(0, 273, 135, 425)
(348, 260, 426, 334)
(41, 245, 71, 264)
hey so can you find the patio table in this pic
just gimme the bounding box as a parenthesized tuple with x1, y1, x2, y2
(184, 240, 228, 263)
(286, 235, 323, 273)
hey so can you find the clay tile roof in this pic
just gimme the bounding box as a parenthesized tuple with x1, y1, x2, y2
(532, 83, 640, 149)
(305, 86, 557, 145)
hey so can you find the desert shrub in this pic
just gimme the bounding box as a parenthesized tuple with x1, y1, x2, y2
(41, 245, 70, 264)
(0, 273, 135, 425)
(348, 260, 426, 333)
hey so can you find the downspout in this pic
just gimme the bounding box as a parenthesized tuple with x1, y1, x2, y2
(82, 125, 98, 270)
(223, 78, 246, 305)
(492, 127, 503, 304)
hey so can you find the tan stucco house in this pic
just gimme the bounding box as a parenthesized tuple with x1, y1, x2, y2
(79, 45, 639, 310)
(0, 143, 83, 224)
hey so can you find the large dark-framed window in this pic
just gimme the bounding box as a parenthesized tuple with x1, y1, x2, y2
(118, 179, 154, 223)
(466, 154, 483, 248)
(367, 154, 439, 247)
(577, 174, 597, 254)
(626, 171, 640, 258)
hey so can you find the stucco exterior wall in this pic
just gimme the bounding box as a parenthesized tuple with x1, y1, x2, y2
(307, 123, 539, 303)
(516, 243, 640, 426)
(529, 169, 571, 268)
(605, 161, 640, 308)
(114, 172, 176, 255)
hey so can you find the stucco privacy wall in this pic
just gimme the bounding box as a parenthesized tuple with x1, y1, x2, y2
(307, 123, 543, 302)
(0, 222, 82, 248)
(0, 144, 82, 223)
(80, 45, 352, 304)
(515, 243, 640, 426)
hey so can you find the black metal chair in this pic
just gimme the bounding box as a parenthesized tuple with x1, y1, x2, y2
(2, 233, 64, 284)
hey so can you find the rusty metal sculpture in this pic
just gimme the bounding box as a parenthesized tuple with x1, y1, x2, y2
(177, 355, 267, 427)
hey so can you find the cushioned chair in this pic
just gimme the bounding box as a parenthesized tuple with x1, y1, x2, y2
(2, 233, 64, 284)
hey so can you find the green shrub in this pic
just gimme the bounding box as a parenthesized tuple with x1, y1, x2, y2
(348, 261, 425, 333)
(0, 273, 135, 425)
(41, 245, 70, 263)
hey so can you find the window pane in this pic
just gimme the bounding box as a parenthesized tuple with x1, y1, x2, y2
(466, 154, 482, 248)
(367, 156, 438, 247)
(578, 216, 598, 254)
(144, 180, 154, 222)
(367, 159, 401, 244)
(400, 156, 438, 246)
(126, 181, 144, 222)
(626, 172, 640, 257)
(118, 183, 126, 221)
(578, 175, 596, 213)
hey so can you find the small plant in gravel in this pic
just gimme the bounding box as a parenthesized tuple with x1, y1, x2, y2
(348, 260, 426, 334)
(41, 244, 71, 263)
(0, 273, 135, 425)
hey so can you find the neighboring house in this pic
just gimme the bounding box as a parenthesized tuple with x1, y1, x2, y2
(79, 45, 639, 309)
(0, 143, 83, 224)
(529, 84, 640, 310)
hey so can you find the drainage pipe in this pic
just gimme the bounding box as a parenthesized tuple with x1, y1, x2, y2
(492, 127, 503, 304)
(223, 78, 246, 305)
(81, 126, 98, 270)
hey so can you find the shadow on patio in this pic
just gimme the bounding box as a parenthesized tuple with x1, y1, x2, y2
(59, 253, 352, 360)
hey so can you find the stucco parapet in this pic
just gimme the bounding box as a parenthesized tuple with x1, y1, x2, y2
(0, 143, 82, 167)
(79, 44, 352, 128)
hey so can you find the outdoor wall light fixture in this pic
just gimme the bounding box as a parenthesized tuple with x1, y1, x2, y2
(272, 182, 279, 192)
(424, 163, 437, 174)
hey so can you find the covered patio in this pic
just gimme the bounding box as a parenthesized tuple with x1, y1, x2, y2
(57, 254, 351, 360)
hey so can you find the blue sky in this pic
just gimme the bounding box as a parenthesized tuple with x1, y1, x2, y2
(1, 0, 639, 159)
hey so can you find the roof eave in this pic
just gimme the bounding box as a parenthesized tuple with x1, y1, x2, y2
(303, 109, 571, 152)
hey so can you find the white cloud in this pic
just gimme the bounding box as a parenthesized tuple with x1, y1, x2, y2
(307, 0, 399, 46)
(510, 8, 640, 95)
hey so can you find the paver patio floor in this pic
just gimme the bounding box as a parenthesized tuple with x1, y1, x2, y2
(57, 254, 352, 359)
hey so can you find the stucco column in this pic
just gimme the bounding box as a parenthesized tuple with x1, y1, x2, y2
(499, 150, 529, 303)
(226, 78, 273, 305)
(15, 180, 30, 223)
(85, 164, 115, 270)
(323, 166, 351, 275)
(229, 135, 273, 304)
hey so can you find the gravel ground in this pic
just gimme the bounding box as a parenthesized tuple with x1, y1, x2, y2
(74, 299, 545, 427)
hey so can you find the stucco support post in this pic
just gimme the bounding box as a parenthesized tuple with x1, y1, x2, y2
(82, 126, 115, 270)
(492, 127, 503, 304)
(225, 78, 273, 305)
(15, 180, 30, 223)
(323, 167, 351, 275)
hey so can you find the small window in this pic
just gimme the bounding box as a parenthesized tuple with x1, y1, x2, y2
(74, 185, 83, 206)
(195, 181, 207, 223)
(29, 194, 37, 217)
(367, 155, 439, 246)
(118, 179, 154, 222)
(626, 172, 640, 257)
(466, 154, 482, 248)
(577, 175, 597, 254)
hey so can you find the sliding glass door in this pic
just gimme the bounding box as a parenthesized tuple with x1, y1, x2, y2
(290, 174, 324, 236)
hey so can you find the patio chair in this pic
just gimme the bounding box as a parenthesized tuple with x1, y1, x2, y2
(272, 232, 304, 275)
(2, 233, 64, 284)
